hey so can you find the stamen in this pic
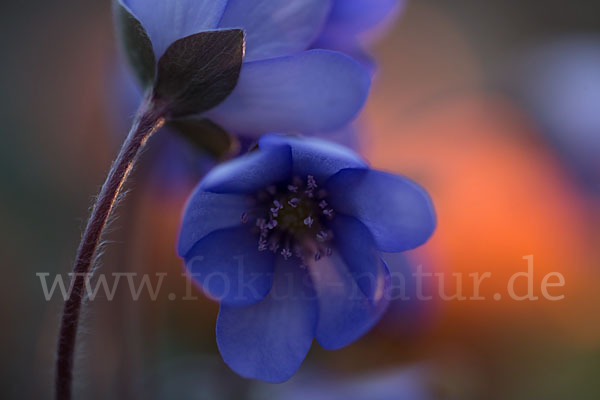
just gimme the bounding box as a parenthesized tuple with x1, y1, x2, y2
(316, 231, 328, 242)
(281, 248, 292, 260)
(258, 238, 268, 252)
(304, 216, 314, 227)
(305, 175, 318, 198)
(270, 200, 283, 216)
(288, 198, 300, 208)
(251, 175, 337, 264)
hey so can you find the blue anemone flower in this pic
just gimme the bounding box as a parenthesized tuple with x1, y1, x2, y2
(118, 0, 370, 135)
(177, 134, 436, 382)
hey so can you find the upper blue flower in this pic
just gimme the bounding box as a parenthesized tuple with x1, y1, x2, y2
(177, 134, 436, 382)
(117, 0, 370, 135)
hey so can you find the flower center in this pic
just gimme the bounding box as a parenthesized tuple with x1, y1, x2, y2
(241, 175, 335, 266)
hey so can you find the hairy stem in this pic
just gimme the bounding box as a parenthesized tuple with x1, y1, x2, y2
(55, 98, 166, 400)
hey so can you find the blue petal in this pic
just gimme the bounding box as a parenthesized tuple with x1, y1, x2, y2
(309, 251, 391, 350)
(258, 134, 368, 182)
(381, 252, 434, 336)
(200, 143, 292, 194)
(217, 258, 317, 382)
(121, 0, 227, 58)
(207, 50, 370, 135)
(331, 214, 384, 299)
(323, 0, 403, 37)
(184, 227, 275, 306)
(219, 0, 332, 62)
(326, 169, 436, 252)
(178, 189, 250, 257)
(311, 37, 378, 75)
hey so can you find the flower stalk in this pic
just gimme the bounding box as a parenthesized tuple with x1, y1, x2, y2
(54, 96, 166, 400)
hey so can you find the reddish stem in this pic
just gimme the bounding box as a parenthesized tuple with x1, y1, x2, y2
(54, 99, 166, 400)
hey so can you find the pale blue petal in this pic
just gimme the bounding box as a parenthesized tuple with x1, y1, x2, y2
(331, 214, 384, 299)
(309, 252, 391, 350)
(311, 36, 377, 74)
(323, 0, 404, 38)
(217, 258, 317, 382)
(381, 252, 435, 336)
(122, 0, 228, 58)
(259, 134, 367, 182)
(219, 0, 332, 62)
(177, 189, 250, 257)
(200, 143, 292, 194)
(184, 227, 275, 306)
(326, 169, 436, 252)
(207, 50, 370, 135)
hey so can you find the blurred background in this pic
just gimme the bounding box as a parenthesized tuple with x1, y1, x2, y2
(1, 0, 599, 399)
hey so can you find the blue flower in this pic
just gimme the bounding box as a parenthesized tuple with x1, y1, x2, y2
(117, 0, 370, 135)
(313, 0, 406, 69)
(177, 134, 436, 382)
